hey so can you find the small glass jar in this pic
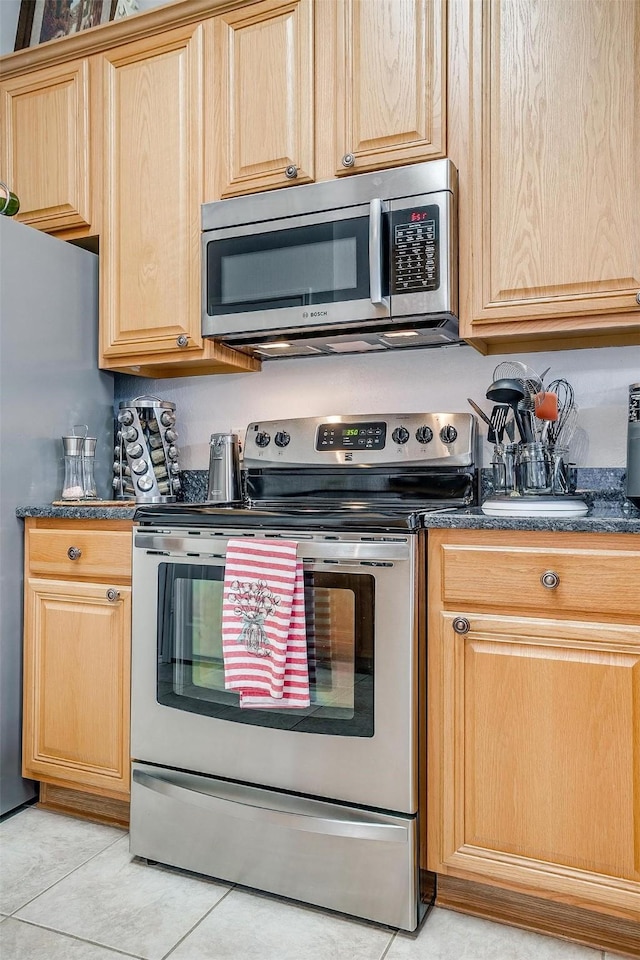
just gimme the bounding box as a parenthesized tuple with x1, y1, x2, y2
(517, 441, 552, 495)
(62, 454, 85, 499)
(82, 437, 98, 499)
(491, 442, 517, 495)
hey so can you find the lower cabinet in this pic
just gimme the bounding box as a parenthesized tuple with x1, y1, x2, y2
(22, 518, 132, 826)
(426, 528, 640, 944)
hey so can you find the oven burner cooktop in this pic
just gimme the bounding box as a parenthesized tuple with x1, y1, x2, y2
(135, 412, 478, 532)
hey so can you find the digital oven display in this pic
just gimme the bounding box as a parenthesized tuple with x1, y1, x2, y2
(316, 422, 387, 451)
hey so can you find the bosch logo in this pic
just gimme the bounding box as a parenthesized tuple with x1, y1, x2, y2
(310, 310, 328, 318)
(302, 312, 309, 318)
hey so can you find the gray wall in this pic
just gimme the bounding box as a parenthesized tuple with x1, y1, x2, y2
(115, 343, 640, 471)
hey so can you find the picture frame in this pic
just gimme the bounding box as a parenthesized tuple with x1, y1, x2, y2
(14, 1, 123, 51)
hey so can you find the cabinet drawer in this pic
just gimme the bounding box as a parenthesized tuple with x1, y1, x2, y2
(28, 527, 132, 581)
(440, 542, 640, 620)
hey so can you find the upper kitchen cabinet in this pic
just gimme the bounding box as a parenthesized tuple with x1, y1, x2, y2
(0, 57, 95, 237)
(208, 0, 314, 198)
(98, 22, 260, 377)
(449, 0, 640, 353)
(316, 0, 445, 180)
(208, 0, 445, 199)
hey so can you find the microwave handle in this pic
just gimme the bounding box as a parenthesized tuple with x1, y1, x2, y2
(369, 198, 388, 307)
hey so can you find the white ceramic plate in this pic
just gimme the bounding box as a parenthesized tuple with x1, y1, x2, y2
(481, 497, 589, 518)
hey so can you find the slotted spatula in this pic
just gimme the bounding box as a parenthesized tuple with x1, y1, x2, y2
(488, 405, 509, 444)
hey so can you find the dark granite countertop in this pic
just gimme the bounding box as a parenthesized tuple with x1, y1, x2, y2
(16, 503, 138, 520)
(421, 499, 640, 534)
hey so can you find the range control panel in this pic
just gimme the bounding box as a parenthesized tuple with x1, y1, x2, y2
(244, 413, 476, 469)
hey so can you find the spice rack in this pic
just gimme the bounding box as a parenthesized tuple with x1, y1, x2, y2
(113, 396, 181, 502)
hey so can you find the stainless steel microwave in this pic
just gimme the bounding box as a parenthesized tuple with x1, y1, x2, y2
(201, 160, 459, 359)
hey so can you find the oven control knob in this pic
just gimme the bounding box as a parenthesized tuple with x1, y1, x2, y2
(416, 425, 434, 444)
(392, 426, 410, 445)
(440, 425, 458, 444)
(255, 431, 271, 448)
(274, 431, 290, 448)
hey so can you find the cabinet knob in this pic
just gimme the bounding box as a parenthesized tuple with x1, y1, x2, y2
(67, 546, 82, 561)
(284, 165, 298, 180)
(636, 291, 640, 305)
(341, 153, 356, 168)
(176, 335, 189, 348)
(106, 588, 120, 602)
(452, 616, 470, 635)
(540, 570, 560, 589)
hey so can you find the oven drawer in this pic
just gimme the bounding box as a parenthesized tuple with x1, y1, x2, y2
(439, 535, 640, 619)
(28, 525, 132, 581)
(130, 763, 418, 931)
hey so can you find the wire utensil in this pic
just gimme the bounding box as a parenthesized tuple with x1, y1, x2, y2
(546, 378, 576, 446)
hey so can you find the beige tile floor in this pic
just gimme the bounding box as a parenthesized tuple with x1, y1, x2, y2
(0, 805, 621, 960)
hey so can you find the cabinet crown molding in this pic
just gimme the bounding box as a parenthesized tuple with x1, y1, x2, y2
(0, 0, 245, 79)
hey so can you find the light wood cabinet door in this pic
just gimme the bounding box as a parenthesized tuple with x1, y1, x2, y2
(99, 24, 204, 362)
(0, 58, 92, 236)
(98, 22, 260, 377)
(428, 613, 640, 917)
(208, 0, 314, 198)
(23, 578, 131, 798)
(427, 529, 640, 921)
(316, 0, 445, 179)
(450, 0, 640, 351)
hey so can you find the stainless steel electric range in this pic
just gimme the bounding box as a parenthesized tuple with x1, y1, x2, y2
(129, 412, 477, 931)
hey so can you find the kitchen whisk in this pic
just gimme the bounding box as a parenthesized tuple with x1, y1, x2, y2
(545, 378, 577, 447)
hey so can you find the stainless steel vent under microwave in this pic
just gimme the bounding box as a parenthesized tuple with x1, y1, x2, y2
(201, 160, 459, 359)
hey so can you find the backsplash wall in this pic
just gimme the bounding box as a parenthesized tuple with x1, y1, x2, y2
(114, 343, 640, 471)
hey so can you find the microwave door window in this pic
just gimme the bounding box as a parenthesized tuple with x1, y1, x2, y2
(156, 563, 374, 737)
(207, 218, 373, 316)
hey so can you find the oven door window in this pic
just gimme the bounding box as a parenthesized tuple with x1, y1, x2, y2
(156, 563, 374, 736)
(207, 217, 375, 316)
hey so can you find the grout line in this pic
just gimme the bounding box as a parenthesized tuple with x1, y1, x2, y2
(7, 816, 125, 916)
(159, 884, 237, 960)
(4, 915, 146, 959)
(377, 930, 398, 960)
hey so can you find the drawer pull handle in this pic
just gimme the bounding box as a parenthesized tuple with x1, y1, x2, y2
(67, 546, 82, 560)
(106, 588, 120, 602)
(452, 617, 470, 635)
(541, 570, 560, 589)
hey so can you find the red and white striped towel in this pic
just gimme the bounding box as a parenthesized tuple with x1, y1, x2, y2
(221, 538, 310, 709)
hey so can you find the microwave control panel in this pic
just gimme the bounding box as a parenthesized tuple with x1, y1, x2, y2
(390, 204, 440, 294)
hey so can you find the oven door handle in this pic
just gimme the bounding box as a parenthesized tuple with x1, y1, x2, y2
(133, 769, 409, 844)
(134, 533, 410, 563)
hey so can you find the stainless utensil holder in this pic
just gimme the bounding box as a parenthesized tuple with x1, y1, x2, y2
(491, 441, 577, 498)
